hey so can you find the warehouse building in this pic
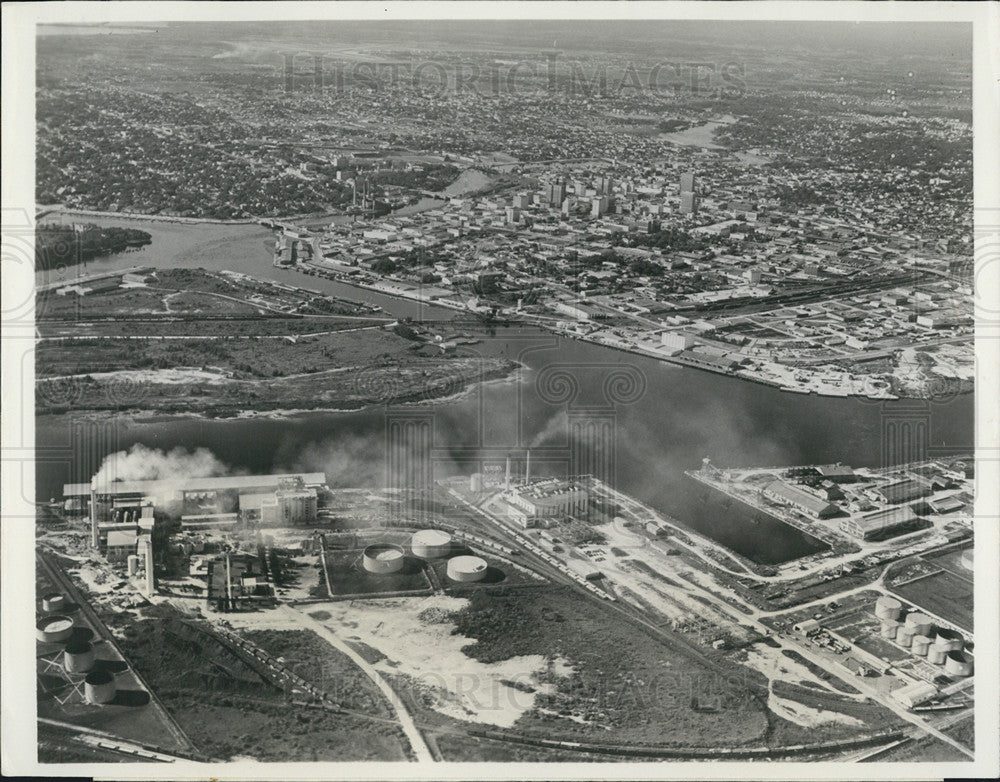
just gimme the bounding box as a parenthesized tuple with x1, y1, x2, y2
(840, 505, 921, 541)
(870, 477, 929, 505)
(762, 480, 839, 519)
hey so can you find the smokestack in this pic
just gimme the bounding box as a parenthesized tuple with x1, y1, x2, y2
(525, 450, 531, 484)
(505, 455, 511, 490)
(90, 487, 99, 549)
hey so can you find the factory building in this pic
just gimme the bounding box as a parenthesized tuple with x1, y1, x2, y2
(869, 477, 929, 505)
(503, 480, 590, 528)
(105, 530, 139, 564)
(761, 480, 839, 519)
(63, 472, 326, 546)
(892, 681, 937, 709)
(840, 505, 921, 541)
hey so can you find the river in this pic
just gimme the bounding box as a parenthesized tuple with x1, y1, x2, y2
(34, 216, 974, 565)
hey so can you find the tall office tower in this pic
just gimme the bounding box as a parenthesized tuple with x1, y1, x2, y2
(680, 172, 696, 193)
(680, 191, 698, 214)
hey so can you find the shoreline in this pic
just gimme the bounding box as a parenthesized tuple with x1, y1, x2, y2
(35, 360, 523, 423)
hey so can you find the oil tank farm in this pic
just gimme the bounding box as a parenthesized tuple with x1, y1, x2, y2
(904, 612, 934, 637)
(447, 555, 488, 583)
(874, 595, 903, 622)
(40, 593, 66, 613)
(410, 529, 453, 559)
(63, 640, 96, 673)
(36, 615, 74, 643)
(944, 650, 974, 677)
(362, 544, 405, 574)
(84, 669, 117, 704)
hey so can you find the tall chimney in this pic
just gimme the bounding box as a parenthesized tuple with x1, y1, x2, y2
(505, 455, 511, 490)
(525, 450, 531, 484)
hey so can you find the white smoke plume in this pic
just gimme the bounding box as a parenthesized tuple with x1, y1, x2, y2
(529, 410, 568, 448)
(94, 444, 235, 509)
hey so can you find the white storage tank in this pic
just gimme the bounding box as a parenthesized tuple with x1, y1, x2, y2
(874, 595, 903, 621)
(927, 646, 948, 665)
(410, 529, 453, 559)
(127, 555, 140, 576)
(911, 634, 932, 656)
(896, 627, 914, 648)
(36, 615, 74, 643)
(880, 621, 900, 640)
(41, 593, 66, 613)
(960, 549, 973, 571)
(64, 640, 96, 673)
(84, 670, 117, 704)
(904, 612, 933, 637)
(944, 650, 974, 677)
(933, 628, 963, 652)
(362, 544, 405, 574)
(446, 555, 488, 583)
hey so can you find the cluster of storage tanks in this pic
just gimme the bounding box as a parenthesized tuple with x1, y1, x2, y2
(37, 592, 117, 704)
(360, 529, 489, 583)
(874, 595, 973, 676)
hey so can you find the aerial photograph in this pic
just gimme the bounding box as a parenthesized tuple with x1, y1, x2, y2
(25, 13, 980, 769)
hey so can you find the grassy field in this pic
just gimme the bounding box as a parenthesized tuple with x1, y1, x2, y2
(891, 570, 973, 632)
(446, 586, 772, 747)
(941, 714, 975, 751)
(116, 605, 408, 761)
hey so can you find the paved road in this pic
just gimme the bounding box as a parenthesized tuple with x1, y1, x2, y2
(281, 605, 435, 763)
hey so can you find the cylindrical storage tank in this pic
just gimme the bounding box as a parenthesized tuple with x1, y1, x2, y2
(904, 612, 933, 637)
(874, 596, 903, 621)
(960, 549, 973, 571)
(446, 555, 488, 583)
(36, 615, 74, 643)
(84, 670, 117, 704)
(127, 555, 140, 576)
(410, 529, 453, 559)
(64, 640, 96, 673)
(896, 628, 914, 648)
(362, 544, 405, 574)
(880, 621, 900, 640)
(41, 593, 66, 613)
(927, 646, 947, 665)
(933, 628, 964, 652)
(911, 634, 932, 656)
(944, 650, 974, 677)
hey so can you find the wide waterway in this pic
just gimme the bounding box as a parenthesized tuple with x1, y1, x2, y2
(34, 214, 974, 564)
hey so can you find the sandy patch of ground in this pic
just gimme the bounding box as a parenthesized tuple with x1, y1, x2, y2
(767, 688, 865, 729)
(308, 594, 569, 728)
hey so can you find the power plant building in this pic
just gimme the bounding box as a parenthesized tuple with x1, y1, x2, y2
(503, 480, 590, 528)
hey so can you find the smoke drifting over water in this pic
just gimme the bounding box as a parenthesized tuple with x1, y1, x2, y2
(93, 444, 231, 485)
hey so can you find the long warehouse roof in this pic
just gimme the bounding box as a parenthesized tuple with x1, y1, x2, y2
(63, 472, 326, 496)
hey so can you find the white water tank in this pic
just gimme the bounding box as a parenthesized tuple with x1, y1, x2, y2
(911, 634, 932, 656)
(41, 593, 66, 613)
(84, 670, 117, 704)
(64, 640, 96, 673)
(446, 555, 488, 583)
(36, 615, 74, 643)
(362, 544, 405, 574)
(944, 650, 974, 677)
(410, 529, 453, 559)
(874, 596, 903, 622)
